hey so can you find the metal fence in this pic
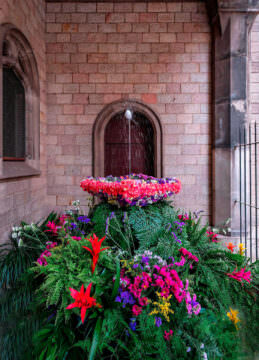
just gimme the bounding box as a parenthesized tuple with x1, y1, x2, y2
(235, 123, 258, 261)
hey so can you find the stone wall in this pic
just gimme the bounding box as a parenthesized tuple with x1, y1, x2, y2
(46, 1, 212, 219)
(0, 0, 50, 242)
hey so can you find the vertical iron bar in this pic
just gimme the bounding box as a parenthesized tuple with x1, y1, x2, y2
(249, 124, 252, 261)
(128, 117, 131, 175)
(255, 122, 258, 260)
(244, 126, 247, 257)
(239, 128, 242, 246)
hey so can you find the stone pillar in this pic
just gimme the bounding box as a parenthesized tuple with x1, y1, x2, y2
(210, 3, 258, 234)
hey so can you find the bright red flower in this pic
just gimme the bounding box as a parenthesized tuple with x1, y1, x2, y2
(66, 283, 101, 323)
(227, 267, 251, 284)
(83, 234, 108, 273)
(226, 242, 236, 253)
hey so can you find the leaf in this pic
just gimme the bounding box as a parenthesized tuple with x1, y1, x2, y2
(88, 317, 103, 360)
(111, 259, 120, 300)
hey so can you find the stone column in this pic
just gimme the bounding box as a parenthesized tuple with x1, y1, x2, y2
(210, 2, 258, 234)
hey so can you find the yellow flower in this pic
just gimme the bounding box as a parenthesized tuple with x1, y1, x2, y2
(227, 308, 240, 329)
(238, 244, 245, 256)
(149, 292, 174, 322)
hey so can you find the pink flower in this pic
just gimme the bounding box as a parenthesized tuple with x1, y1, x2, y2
(179, 248, 199, 263)
(139, 297, 149, 306)
(164, 330, 173, 341)
(132, 305, 142, 316)
(45, 221, 60, 235)
(227, 267, 251, 284)
(72, 236, 82, 241)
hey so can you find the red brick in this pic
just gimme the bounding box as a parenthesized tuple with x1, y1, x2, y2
(152, 44, 169, 53)
(150, 64, 166, 73)
(167, 3, 182, 12)
(136, 43, 151, 53)
(87, 14, 105, 23)
(46, 13, 55, 23)
(143, 33, 159, 43)
(64, 105, 84, 115)
(80, 84, 96, 93)
(134, 64, 150, 73)
(150, 23, 167, 33)
(125, 33, 142, 43)
(166, 63, 182, 73)
(47, 43, 62, 53)
(63, 84, 79, 93)
(89, 74, 107, 83)
(97, 3, 114, 12)
(88, 54, 108, 63)
(56, 54, 70, 64)
(183, 3, 198, 12)
(134, 84, 149, 93)
(125, 13, 140, 23)
(133, 23, 149, 33)
(115, 64, 133, 73)
(104, 94, 122, 103)
(118, 43, 137, 53)
(168, 23, 184, 33)
(106, 13, 124, 23)
(157, 13, 174, 22)
(117, 24, 132, 33)
(78, 24, 98, 33)
(46, 23, 61, 33)
(71, 13, 86, 24)
(108, 53, 127, 63)
(166, 84, 181, 93)
(96, 84, 133, 93)
(78, 43, 98, 53)
(62, 3, 76, 13)
(160, 33, 176, 43)
(56, 13, 71, 23)
(56, 74, 72, 83)
(78, 64, 98, 73)
(114, 3, 133, 12)
(148, 3, 166, 12)
(57, 34, 71, 43)
(72, 94, 89, 105)
(133, 3, 147, 12)
(62, 24, 78, 33)
(140, 13, 157, 23)
(76, 3, 96, 12)
(56, 94, 72, 104)
(47, 3, 61, 12)
(175, 12, 191, 22)
(181, 84, 199, 93)
(149, 84, 166, 93)
(98, 43, 117, 53)
(107, 74, 124, 83)
(48, 83, 63, 94)
(192, 33, 211, 43)
(72, 74, 89, 83)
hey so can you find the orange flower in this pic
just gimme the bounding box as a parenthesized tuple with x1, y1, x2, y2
(226, 242, 236, 253)
(83, 234, 108, 273)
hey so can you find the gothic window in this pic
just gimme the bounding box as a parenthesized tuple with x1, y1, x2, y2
(93, 100, 162, 177)
(0, 24, 40, 178)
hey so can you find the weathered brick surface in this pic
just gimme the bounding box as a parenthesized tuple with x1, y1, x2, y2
(45, 1, 211, 218)
(0, 0, 52, 243)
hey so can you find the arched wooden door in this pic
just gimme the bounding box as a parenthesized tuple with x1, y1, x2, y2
(104, 111, 154, 176)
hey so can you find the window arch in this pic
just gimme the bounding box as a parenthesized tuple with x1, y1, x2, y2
(0, 23, 40, 178)
(93, 100, 163, 177)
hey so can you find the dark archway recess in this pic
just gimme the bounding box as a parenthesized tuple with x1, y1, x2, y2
(104, 111, 154, 177)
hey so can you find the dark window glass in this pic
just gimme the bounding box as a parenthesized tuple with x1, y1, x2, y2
(3, 67, 25, 160)
(104, 111, 154, 176)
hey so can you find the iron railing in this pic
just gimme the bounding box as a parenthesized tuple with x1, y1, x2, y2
(235, 123, 258, 261)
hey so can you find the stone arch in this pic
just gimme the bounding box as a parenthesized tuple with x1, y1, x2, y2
(0, 23, 40, 172)
(93, 100, 163, 177)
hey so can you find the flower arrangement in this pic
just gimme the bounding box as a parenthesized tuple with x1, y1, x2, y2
(80, 173, 181, 207)
(0, 177, 258, 360)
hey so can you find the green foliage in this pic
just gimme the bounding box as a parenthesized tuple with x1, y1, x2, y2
(1, 201, 258, 360)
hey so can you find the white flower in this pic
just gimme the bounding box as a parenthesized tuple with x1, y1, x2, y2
(12, 232, 17, 239)
(200, 343, 204, 349)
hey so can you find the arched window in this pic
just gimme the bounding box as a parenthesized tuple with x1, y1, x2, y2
(93, 100, 163, 177)
(0, 24, 40, 178)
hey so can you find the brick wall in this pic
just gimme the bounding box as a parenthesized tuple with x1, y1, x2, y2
(46, 2, 211, 218)
(0, 0, 50, 243)
(250, 15, 259, 123)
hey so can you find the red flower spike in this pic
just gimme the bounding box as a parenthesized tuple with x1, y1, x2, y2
(226, 242, 236, 253)
(83, 234, 108, 273)
(66, 283, 101, 323)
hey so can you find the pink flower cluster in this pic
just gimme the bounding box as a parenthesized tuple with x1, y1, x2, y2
(206, 231, 219, 243)
(178, 214, 189, 222)
(80, 174, 181, 207)
(179, 248, 199, 263)
(46, 221, 60, 236)
(37, 241, 57, 266)
(164, 329, 173, 341)
(227, 267, 251, 284)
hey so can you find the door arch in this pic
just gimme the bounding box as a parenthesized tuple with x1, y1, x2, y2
(93, 100, 163, 177)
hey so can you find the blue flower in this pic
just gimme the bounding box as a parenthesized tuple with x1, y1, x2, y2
(77, 216, 90, 224)
(155, 317, 162, 327)
(129, 318, 137, 331)
(133, 264, 139, 269)
(172, 231, 181, 244)
(142, 256, 149, 264)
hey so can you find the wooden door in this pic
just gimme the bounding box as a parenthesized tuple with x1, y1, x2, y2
(104, 111, 154, 176)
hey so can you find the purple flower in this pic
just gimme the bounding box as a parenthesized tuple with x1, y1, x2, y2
(77, 216, 90, 224)
(133, 264, 139, 269)
(155, 317, 162, 327)
(129, 318, 137, 331)
(172, 232, 181, 244)
(115, 288, 135, 307)
(142, 256, 149, 264)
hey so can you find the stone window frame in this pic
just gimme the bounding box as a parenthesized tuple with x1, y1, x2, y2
(93, 100, 163, 177)
(0, 23, 40, 180)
